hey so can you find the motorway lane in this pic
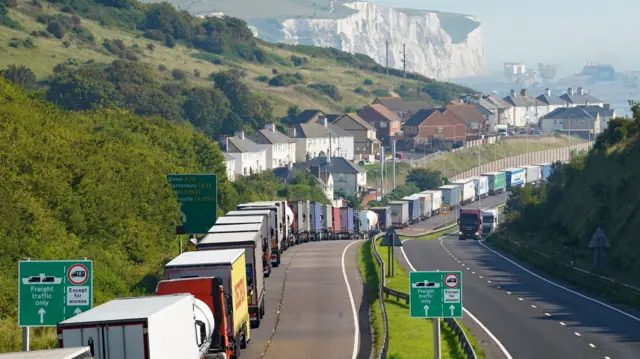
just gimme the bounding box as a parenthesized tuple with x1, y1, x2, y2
(243, 240, 370, 359)
(397, 193, 508, 235)
(404, 237, 603, 359)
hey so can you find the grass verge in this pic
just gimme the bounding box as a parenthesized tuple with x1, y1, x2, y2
(400, 225, 460, 240)
(487, 233, 640, 309)
(358, 237, 486, 359)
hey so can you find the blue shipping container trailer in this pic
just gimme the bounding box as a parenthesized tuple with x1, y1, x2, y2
(439, 185, 462, 208)
(503, 167, 526, 188)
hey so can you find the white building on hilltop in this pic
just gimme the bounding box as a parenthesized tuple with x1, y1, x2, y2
(223, 131, 267, 177)
(290, 118, 355, 162)
(250, 123, 296, 169)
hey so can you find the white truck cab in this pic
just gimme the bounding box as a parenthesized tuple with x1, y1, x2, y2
(481, 209, 498, 236)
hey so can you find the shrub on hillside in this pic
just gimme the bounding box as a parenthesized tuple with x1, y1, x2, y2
(46, 21, 66, 39)
(307, 83, 342, 101)
(268, 72, 304, 87)
(171, 68, 187, 80)
(363, 78, 373, 85)
(2, 64, 37, 90)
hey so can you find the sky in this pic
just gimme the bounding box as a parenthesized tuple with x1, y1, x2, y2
(369, 0, 639, 76)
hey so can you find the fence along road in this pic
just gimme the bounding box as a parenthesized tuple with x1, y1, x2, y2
(242, 239, 369, 359)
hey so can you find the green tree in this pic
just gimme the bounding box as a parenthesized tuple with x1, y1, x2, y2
(181, 87, 231, 139)
(405, 168, 443, 191)
(2, 64, 37, 90)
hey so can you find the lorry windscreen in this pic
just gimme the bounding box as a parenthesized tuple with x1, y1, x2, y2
(459, 215, 478, 225)
(482, 215, 494, 223)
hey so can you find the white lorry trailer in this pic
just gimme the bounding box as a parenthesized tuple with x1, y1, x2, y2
(420, 190, 442, 216)
(0, 348, 93, 359)
(57, 294, 215, 359)
(235, 202, 285, 266)
(214, 215, 271, 277)
(198, 228, 265, 329)
(453, 178, 476, 204)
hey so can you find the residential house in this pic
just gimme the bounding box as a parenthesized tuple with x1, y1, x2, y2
(290, 109, 328, 125)
(294, 156, 366, 197)
(250, 123, 296, 169)
(273, 165, 334, 202)
(484, 96, 513, 126)
(540, 107, 601, 137)
(372, 96, 433, 122)
(582, 104, 616, 132)
(503, 89, 547, 128)
(559, 87, 604, 107)
(357, 104, 402, 146)
(291, 118, 355, 162)
(536, 88, 566, 121)
(333, 113, 381, 161)
(441, 102, 487, 137)
(403, 109, 466, 147)
(223, 153, 236, 182)
(223, 131, 267, 177)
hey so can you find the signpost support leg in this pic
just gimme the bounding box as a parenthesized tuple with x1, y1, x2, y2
(387, 245, 391, 277)
(390, 244, 395, 277)
(179, 235, 183, 254)
(433, 318, 441, 359)
(22, 327, 29, 351)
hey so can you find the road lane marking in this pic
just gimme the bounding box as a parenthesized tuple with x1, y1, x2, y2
(518, 298, 524, 301)
(589, 343, 596, 348)
(531, 305, 537, 308)
(544, 313, 551, 316)
(401, 237, 514, 359)
(506, 291, 512, 294)
(479, 276, 483, 279)
(479, 240, 640, 323)
(560, 322, 566, 326)
(342, 240, 361, 359)
(574, 332, 581, 336)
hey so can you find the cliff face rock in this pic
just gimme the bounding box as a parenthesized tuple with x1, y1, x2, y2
(251, 2, 484, 80)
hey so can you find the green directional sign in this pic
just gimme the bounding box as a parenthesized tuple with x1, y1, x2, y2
(18, 260, 93, 327)
(409, 271, 462, 319)
(167, 174, 217, 234)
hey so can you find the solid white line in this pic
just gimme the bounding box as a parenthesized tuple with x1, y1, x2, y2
(401, 237, 514, 359)
(342, 240, 361, 359)
(479, 240, 640, 323)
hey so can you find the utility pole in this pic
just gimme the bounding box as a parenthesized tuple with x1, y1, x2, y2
(392, 140, 397, 190)
(401, 43, 407, 78)
(385, 40, 389, 75)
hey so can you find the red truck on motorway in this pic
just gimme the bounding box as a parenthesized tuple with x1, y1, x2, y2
(457, 209, 482, 240)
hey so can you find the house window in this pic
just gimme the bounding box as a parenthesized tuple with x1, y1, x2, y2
(379, 122, 387, 128)
(580, 119, 585, 125)
(437, 126, 443, 133)
(470, 123, 479, 129)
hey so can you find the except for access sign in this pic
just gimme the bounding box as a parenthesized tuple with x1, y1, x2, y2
(18, 260, 93, 327)
(409, 271, 462, 319)
(167, 174, 218, 234)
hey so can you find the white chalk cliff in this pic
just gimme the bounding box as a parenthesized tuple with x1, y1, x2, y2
(252, 2, 484, 80)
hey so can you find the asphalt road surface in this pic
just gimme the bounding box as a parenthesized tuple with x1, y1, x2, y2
(402, 234, 640, 359)
(397, 193, 508, 235)
(243, 239, 371, 359)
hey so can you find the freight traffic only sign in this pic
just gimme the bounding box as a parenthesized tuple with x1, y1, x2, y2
(18, 260, 93, 327)
(409, 271, 462, 319)
(167, 174, 217, 234)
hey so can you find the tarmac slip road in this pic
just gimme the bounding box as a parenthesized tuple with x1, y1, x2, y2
(403, 235, 640, 359)
(242, 240, 371, 359)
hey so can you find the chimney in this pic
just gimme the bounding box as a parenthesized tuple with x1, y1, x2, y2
(586, 100, 590, 106)
(520, 89, 527, 97)
(221, 136, 229, 151)
(545, 88, 551, 96)
(234, 131, 245, 140)
(320, 117, 328, 127)
(510, 89, 516, 97)
(604, 104, 610, 110)
(578, 87, 584, 95)
(264, 123, 276, 132)
(568, 87, 574, 95)
(310, 165, 321, 178)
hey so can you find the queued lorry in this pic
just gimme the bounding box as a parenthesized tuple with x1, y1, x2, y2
(214, 215, 271, 277)
(331, 207, 341, 239)
(339, 207, 355, 239)
(458, 209, 482, 240)
(401, 196, 421, 224)
(469, 176, 489, 199)
(503, 167, 526, 188)
(197, 229, 265, 329)
(439, 185, 461, 209)
(388, 201, 409, 228)
(536, 163, 553, 180)
(0, 348, 93, 358)
(58, 293, 228, 359)
(290, 200, 310, 243)
(309, 202, 322, 241)
(321, 204, 333, 240)
(404, 194, 429, 220)
(371, 207, 391, 229)
(235, 202, 285, 266)
(481, 171, 506, 195)
(162, 249, 251, 354)
(519, 165, 541, 185)
(224, 209, 280, 268)
(421, 190, 442, 216)
(453, 178, 476, 204)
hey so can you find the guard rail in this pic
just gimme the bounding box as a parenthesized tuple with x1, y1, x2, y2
(370, 234, 389, 359)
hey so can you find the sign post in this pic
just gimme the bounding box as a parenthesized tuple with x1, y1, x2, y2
(588, 226, 611, 270)
(167, 174, 218, 237)
(409, 271, 462, 359)
(18, 259, 93, 331)
(379, 227, 402, 277)
(441, 204, 450, 227)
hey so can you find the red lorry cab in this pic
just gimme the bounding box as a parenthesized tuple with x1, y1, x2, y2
(458, 209, 482, 240)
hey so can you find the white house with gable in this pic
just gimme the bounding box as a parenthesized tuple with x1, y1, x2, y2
(223, 131, 267, 177)
(223, 153, 236, 182)
(250, 123, 296, 169)
(291, 118, 355, 162)
(503, 89, 547, 128)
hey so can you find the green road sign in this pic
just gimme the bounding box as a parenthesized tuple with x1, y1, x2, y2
(167, 174, 218, 234)
(409, 271, 462, 319)
(18, 260, 93, 327)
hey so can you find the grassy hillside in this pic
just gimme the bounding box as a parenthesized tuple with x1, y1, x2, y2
(494, 107, 640, 292)
(0, 77, 327, 351)
(0, 0, 473, 118)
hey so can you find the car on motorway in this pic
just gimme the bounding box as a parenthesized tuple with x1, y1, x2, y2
(412, 280, 440, 288)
